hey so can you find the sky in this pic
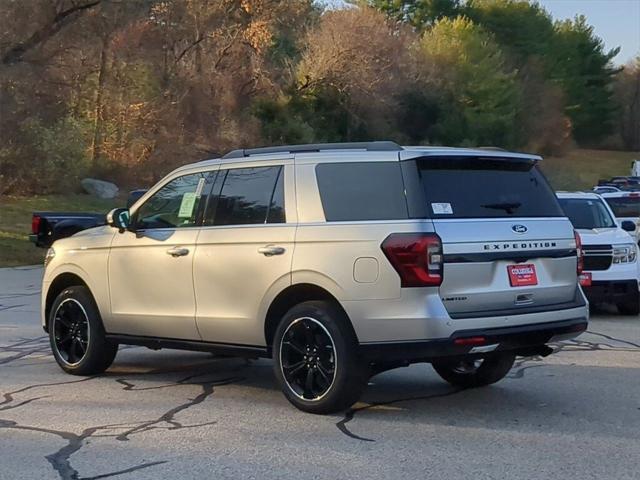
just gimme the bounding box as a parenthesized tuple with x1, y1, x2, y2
(537, 0, 640, 64)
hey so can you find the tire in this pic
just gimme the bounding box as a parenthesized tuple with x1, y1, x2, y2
(432, 352, 516, 389)
(48, 286, 118, 375)
(273, 300, 368, 414)
(617, 291, 640, 315)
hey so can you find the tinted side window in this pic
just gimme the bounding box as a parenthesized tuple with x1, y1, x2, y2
(316, 162, 409, 221)
(211, 166, 285, 226)
(135, 172, 211, 229)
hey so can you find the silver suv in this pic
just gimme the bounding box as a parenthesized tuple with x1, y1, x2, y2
(42, 142, 588, 413)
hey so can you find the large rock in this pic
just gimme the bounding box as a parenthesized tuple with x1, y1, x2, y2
(81, 178, 119, 199)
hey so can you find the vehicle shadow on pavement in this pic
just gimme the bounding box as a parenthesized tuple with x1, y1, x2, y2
(104, 341, 639, 443)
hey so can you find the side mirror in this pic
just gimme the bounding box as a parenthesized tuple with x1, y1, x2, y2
(621, 220, 636, 232)
(126, 189, 147, 208)
(106, 208, 131, 233)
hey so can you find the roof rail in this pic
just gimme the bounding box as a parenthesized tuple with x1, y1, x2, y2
(477, 146, 507, 151)
(222, 141, 402, 159)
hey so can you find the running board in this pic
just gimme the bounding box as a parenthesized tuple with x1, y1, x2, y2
(105, 333, 270, 358)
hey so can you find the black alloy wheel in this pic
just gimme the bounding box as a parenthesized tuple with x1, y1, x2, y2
(48, 286, 118, 375)
(280, 316, 337, 401)
(273, 300, 368, 414)
(52, 298, 90, 366)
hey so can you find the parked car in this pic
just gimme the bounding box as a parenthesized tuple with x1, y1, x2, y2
(601, 191, 640, 245)
(557, 192, 640, 314)
(593, 186, 622, 195)
(41, 142, 588, 413)
(597, 177, 640, 191)
(30, 189, 147, 248)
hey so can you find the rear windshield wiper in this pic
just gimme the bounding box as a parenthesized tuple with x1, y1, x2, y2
(480, 202, 522, 214)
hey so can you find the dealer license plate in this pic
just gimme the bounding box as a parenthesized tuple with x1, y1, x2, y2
(507, 264, 538, 287)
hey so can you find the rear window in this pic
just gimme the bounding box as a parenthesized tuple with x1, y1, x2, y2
(557, 198, 616, 229)
(413, 157, 564, 219)
(603, 196, 640, 218)
(316, 162, 408, 221)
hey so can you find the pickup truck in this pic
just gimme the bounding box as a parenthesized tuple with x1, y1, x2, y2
(30, 189, 147, 248)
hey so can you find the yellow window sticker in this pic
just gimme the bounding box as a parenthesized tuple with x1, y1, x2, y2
(178, 192, 197, 218)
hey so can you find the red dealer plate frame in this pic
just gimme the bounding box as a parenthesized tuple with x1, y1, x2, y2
(507, 264, 538, 287)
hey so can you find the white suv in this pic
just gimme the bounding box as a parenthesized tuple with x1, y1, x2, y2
(557, 192, 640, 314)
(42, 142, 588, 413)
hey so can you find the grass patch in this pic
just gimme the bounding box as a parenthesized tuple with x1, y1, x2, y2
(541, 148, 640, 191)
(0, 194, 122, 267)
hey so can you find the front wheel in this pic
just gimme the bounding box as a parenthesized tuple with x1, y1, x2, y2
(49, 286, 118, 375)
(432, 352, 516, 388)
(273, 301, 368, 414)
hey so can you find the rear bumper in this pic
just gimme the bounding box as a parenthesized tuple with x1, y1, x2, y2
(359, 317, 587, 363)
(583, 280, 639, 304)
(28, 234, 42, 246)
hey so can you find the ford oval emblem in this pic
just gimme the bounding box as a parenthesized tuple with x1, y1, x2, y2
(512, 224, 528, 234)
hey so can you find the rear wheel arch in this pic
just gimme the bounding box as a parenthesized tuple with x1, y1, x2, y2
(264, 283, 358, 351)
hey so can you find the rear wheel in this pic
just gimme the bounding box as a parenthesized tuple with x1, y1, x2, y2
(432, 352, 515, 388)
(273, 301, 368, 414)
(49, 286, 118, 375)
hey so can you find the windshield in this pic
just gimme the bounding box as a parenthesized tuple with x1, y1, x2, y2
(414, 157, 564, 219)
(603, 196, 640, 218)
(557, 198, 616, 229)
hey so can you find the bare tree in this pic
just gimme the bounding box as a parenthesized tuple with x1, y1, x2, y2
(1, 0, 102, 66)
(298, 6, 414, 137)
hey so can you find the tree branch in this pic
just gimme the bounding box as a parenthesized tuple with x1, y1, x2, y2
(2, 0, 101, 65)
(174, 35, 206, 65)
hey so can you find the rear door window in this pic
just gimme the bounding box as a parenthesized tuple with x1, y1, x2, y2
(206, 166, 285, 226)
(410, 157, 563, 219)
(316, 162, 408, 221)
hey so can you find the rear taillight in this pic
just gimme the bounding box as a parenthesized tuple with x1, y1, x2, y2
(381, 233, 443, 287)
(32, 215, 41, 235)
(574, 230, 584, 275)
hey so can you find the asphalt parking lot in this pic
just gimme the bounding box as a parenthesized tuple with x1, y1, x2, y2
(1, 266, 639, 480)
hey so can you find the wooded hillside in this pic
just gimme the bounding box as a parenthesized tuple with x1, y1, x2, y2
(0, 0, 638, 193)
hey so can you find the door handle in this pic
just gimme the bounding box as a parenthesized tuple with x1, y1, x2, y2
(258, 245, 285, 257)
(166, 246, 189, 257)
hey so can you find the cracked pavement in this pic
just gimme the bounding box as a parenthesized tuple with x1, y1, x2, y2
(1, 267, 639, 479)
